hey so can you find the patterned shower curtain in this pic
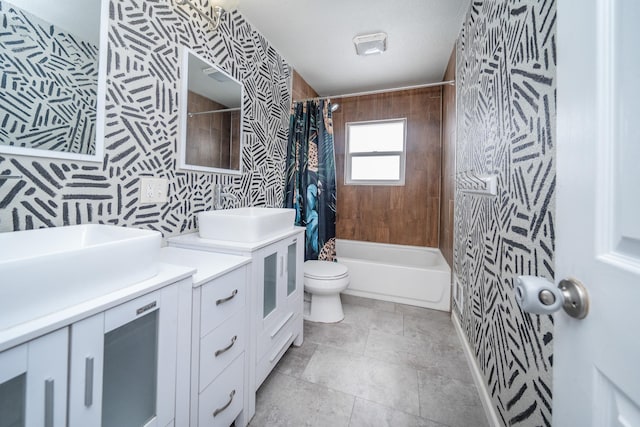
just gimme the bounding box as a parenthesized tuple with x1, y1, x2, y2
(283, 100, 337, 261)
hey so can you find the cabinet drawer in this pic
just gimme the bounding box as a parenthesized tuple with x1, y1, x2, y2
(198, 354, 244, 427)
(200, 267, 246, 337)
(257, 310, 297, 358)
(256, 317, 298, 387)
(199, 309, 245, 392)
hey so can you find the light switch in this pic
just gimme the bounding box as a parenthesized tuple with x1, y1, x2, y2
(139, 177, 168, 203)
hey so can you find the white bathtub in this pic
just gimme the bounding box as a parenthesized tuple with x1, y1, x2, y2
(336, 239, 451, 312)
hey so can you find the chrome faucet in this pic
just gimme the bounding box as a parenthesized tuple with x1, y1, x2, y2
(213, 183, 238, 210)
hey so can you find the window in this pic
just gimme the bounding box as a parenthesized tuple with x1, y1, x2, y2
(345, 118, 407, 185)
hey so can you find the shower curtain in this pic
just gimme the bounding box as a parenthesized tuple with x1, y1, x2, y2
(283, 100, 337, 261)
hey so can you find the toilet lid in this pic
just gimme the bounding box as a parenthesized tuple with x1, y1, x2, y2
(304, 260, 349, 279)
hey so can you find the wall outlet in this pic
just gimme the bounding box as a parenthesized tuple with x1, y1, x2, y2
(139, 177, 168, 203)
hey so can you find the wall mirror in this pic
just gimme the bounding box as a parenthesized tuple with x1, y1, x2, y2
(179, 49, 243, 175)
(0, 0, 107, 162)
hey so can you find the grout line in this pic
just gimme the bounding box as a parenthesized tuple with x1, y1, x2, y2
(347, 395, 356, 427)
(416, 368, 423, 419)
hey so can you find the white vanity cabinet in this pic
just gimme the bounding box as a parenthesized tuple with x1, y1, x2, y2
(0, 328, 68, 427)
(167, 227, 305, 423)
(158, 247, 251, 427)
(254, 232, 304, 387)
(0, 265, 194, 427)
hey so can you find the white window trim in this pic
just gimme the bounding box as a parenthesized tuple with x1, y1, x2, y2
(344, 118, 407, 186)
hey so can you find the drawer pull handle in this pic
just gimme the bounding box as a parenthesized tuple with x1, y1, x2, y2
(270, 312, 294, 338)
(214, 335, 237, 357)
(213, 389, 236, 417)
(216, 289, 238, 306)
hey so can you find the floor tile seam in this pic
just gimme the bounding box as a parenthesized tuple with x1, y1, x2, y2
(341, 318, 405, 334)
(305, 319, 371, 335)
(314, 341, 423, 392)
(296, 339, 320, 360)
(353, 395, 450, 425)
(309, 340, 368, 357)
(414, 365, 478, 386)
(295, 369, 361, 402)
(416, 360, 424, 421)
(360, 334, 429, 371)
(330, 321, 372, 334)
(277, 369, 358, 402)
(363, 353, 437, 375)
(402, 332, 463, 350)
(346, 393, 357, 427)
(361, 345, 425, 372)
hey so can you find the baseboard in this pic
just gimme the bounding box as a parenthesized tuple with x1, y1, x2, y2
(451, 312, 502, 427)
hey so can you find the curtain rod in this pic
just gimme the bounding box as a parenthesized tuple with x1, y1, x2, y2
(188, 106, 241, 117)
(295, 80, 455, 103)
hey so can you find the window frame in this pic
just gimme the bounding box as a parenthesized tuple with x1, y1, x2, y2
(344, 118, 407, 186)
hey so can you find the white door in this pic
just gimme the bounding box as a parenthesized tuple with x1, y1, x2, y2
(555, 0, 640, 425)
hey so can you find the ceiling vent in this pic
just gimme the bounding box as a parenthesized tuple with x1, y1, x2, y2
(353, 32, 387, 56)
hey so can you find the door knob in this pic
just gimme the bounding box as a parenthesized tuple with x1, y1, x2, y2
(515, 276, 590, 319)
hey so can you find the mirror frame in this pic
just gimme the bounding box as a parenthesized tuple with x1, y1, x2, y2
(178, 47, 244, 176)
(0, 0, 108, 162)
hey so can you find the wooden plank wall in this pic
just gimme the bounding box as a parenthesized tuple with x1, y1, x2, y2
(291, 70, 318, 101)
(439, 49, 456, 267)
(332, 88, 442, 247)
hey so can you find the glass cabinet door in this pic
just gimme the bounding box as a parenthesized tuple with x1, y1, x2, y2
(69, 284, 178, 427)
(287, 242, 297, 296)
(263, 252, 278, 318)
(102, 310, 159, 427)
(0, 328, 67, 427)
(0, 374, 26, 427)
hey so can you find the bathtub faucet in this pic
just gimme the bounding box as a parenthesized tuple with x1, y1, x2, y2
(213, 183, 238, 210)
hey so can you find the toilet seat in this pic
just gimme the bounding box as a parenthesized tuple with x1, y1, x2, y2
(304, 260, 348, 280)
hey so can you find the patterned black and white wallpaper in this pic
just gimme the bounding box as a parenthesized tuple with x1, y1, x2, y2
(0, 0, 291, 234)
(454, 1, 556, 426)
(0, 1, 98, 154)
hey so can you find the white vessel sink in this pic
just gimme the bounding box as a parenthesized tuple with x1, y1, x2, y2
(198, 207, 295, 242)
(0, 224, 161, 331)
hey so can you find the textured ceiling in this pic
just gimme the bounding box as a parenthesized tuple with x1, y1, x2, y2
(236, 0, 471, 96)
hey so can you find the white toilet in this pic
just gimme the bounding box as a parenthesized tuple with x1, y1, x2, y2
(303, 260, 350, 323)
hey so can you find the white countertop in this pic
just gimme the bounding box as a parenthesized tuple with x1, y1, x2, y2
(158, 247, 251, 287)
(0, 263, 194, 352)
(167, 227, 305, 254)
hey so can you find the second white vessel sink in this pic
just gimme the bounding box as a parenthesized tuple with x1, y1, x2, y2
(0, 224, 161, 331)
(198, 207, 295, 242)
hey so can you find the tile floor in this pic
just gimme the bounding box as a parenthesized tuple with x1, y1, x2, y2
(248, 294, 489, 427)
